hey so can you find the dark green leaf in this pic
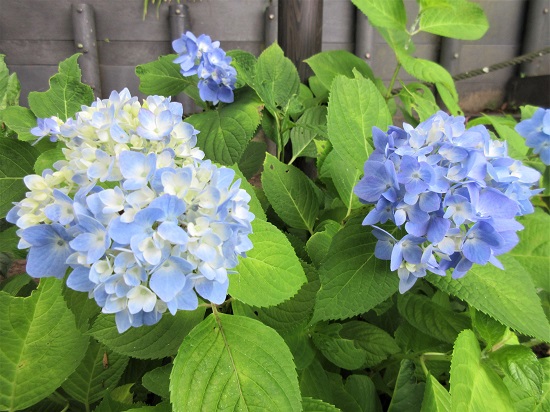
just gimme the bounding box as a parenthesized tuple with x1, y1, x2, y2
(142, 364, 172, 399)
(387, 360, 426, 412)
(237, 140, 266, 179)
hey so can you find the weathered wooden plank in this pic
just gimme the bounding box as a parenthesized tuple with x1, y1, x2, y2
(322, 0, 354, 44)
(97, 41, 173, 66)
(0, 40, 75, 65)
(458, 45, 520, 83)
(7, 65, 59, 107)
(99, 65, 145, 101)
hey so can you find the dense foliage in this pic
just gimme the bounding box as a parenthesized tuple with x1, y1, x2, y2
(0, 0, 548, 411)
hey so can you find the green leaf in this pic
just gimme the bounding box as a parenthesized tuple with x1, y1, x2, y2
(489, 345, 544, 410)
(398, 82, 441, 122)
(229, 165, 266, 221)
(28, 54, 94, 121)
(300, 359, 336, 405)
(306, 220, 341, 268)
(419, 0, 489, 40)
(1, 106, 36, 141)
(352, 0, 407, 29)
(306, 50, 375, 91)
(0, 138, 39, 218)
(335, 375, 382, 412)
(312, 321, 400, 370)
(229, 218, 306, 307)
(90, 306, 205, 359)
(0, 225, 26, 258)
(397, 293, 471, 344)
(136, 54, 197, 97)
(480, 114, 529, 159)
(0, 278, 88, 411)
(319, 150, 362, 212)
(237, 140, 266, 179)
(170, 313, 302, 411)
(450, 330, 514, 412)
(254, 43, 300, 114)
(513, 210, 550, 291)
(421, 374, 451, 412)
(388, 360, 426, 412)
(312, 217, 398, 323)
(62, 339, 129, 406)
(327, 74, 392, 172)
(470, 309, 507, 349)
(0, 273, 33, 296)
(428, 255, 550, 342)
(186, 88, 262, 165)
(302, 397, 341, 412)
(534, 358, 550, 412)
(227, 50, 257, 88)
(262, 153, 321, 232)
(0, 55, 20, 109)
(290, 106, 327, 162)
(34, 147, 65, 175)
(142, 364, 172, 399)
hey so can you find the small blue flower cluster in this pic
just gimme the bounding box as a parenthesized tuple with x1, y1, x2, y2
(515, 107, 550, 165)
(354, 111, 541, 293)
(8, 89, 254, 332)
(172, 31, 237, 105)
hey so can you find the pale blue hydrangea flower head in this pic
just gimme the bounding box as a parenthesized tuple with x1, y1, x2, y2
(173, 31, 236, 105)
(7, 89, 254, 333)
(515, 107, 550, 165)
(354, 111, 541, 293)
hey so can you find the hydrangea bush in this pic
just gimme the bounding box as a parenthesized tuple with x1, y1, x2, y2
(0, 0, 549, 411)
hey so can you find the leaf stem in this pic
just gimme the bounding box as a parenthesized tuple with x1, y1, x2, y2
(386, 63, 401, 100)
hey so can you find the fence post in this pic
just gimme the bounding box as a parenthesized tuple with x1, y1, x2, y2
(72, 4, 101, 98)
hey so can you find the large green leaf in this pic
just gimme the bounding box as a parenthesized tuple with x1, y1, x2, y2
(428, 255, 550, 342)
(136, 54, 197, 97)
(1, 106, 36, 141)
(387, 360, 426, 412)
(397, 293, 471, 344)
(262, 153, 321, 233)
(142, 364, 172, 400)
(0, 138, 39, 218)
(229, 218, 306, 307)
(0, 278, 88, 411)
(28, 54, 94, 121)
(237, 140, 266, 180)
(254, 43, 300, 114)
(352, 0, 407, 29)
(306, 220, 341, 268)
(89, 307, 205, 359)
(450, 330, 514, 412)
(312, 217, 398, 323)
(61, 339, 129, 406)
(513, 210, 550, 291)
(227, 50, 257, 88)
(333, 375, 382, 412)
(290, 106, 327, 163)
(319, 149, 362, 212)
(534, 358, 550, 412)
(312, 321, 400, 370)
(421, 374, 451, 412)
(419, 0, 489, 40)
(185, 89, 262, 165)
(170, 313, 301, 411)
(327, 74, 391, 172)
(306, 50, 375, 91)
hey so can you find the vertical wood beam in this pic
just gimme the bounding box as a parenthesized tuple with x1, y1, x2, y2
(72, 4, 101, 98)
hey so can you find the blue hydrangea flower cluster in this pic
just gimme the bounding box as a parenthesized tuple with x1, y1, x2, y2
(515, 107, 550, 165)
(7, 89, 254, 332)
(354, 111, 541, 293)
(172, 31, 237, 105)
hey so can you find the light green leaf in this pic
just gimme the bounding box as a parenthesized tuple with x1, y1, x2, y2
(312, 217, 398, 323)
(534, 358, 550, 412)
(421, 374, 451, 412)
(520, 105, 539, 121)
(300, 359, 336, 405)
(419, 0, 489, 40)
(306, 220, 341, 268)
(142, 364, 172, 399)
(229, 218, 306, 307)
(262, 153, 321, 232)
(428, 255, 550, 342)
(450, 330, 514, 412)
(34, 147, 65, 174)
(0, 55, 20, 109)
(398, 82, 441, 122)
(227, 50, 257, 88)
(0, 273, 33, 296)
(480, 114, 529, 159)
(186, 88, 262, 165)
(254, 43, 300, 114)
(397, 293, 471, 344)
(89, 306, 205, 359)
(0, 138, 39, 218)
(28, 54, 94, 121)
(327, 75, 392, 172)
(306, 50, 375, 91)
(170, 313, 301, 412)
(336, 375, 382, 412)
(0, 278, 88, 411)
(489, 345, 544, 410)
(388, 360, 426, 412)
(302, 397, 341, 412)
(1, 106, 37, 141)
(312, 321, 400, 370)
(352, 0, 407, 29)
(62, 339, 129, 406)
(470, 309, 507, 349)
(319, 149, 362, 212)
(136, 54, 197, 98)
(513, 210, 550, 291)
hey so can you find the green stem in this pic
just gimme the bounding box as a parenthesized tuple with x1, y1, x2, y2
(386, 63, 401, 100)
